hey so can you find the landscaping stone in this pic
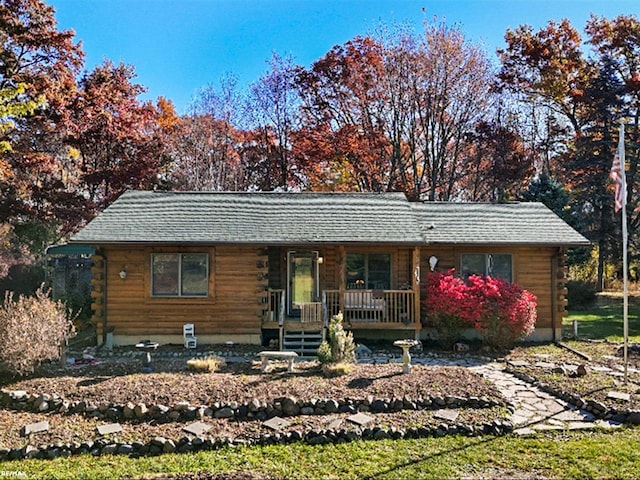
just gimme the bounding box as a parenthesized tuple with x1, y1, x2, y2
(263, 416, 291, 431)
(214, 407, 234, 419)
(183, 421, 213, 436)
(434, 409, 459, 422)
(123, 402, 135, 419)
(134, 403, 148, 418)
(22, 421, 49, 436)
(347, 412, 374, 427)
(281, 397, 300, 416)
(163, 439, 177, 454)
(607, 391, 631, 402)
(96, 423, 123, 436)
(507, 360, 529, 368)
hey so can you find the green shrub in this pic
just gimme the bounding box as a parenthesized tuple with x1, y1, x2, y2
(317, 312, 356, 365)
(0, 285, 76, 376)
(566, 280, 597, 309)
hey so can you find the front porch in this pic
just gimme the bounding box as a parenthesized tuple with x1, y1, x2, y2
(263, 288, 421, 351)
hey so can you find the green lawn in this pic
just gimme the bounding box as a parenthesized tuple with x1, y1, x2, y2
(3, 429, 640, 480)
(565, 294, 640, 342)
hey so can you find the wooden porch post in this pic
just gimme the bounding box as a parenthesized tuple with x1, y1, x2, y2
(412, 246, 422, 340)
(339, 246, 346, 315)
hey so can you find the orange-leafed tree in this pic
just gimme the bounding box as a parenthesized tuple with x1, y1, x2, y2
(66, 61, 165, 215)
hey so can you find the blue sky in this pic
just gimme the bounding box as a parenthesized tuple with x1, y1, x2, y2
(49, 0, 640, 115)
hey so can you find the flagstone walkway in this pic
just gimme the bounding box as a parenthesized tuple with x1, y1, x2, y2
(363, 352, 624, 435)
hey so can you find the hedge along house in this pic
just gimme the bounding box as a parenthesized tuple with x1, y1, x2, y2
(70, 190, 589, 350)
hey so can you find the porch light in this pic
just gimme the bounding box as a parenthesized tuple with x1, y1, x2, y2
(317, 256, 324, 264)
(119, 269, 127, 279)
(429, 256, 439, 271)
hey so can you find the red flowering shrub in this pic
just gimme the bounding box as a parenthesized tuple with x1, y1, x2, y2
(422, 270, 477, 348)
(423, 270, 537, 350)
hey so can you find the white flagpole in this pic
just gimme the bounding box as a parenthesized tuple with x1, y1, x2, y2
(620, 121, 629, 383)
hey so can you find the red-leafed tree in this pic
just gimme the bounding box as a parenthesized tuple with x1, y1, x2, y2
(295, 36, 393, 192)
(0, 0, 84, 229)
(294, 22, 495, 199)
(66, 61, 165, 214)
(461, 120, 534, 201)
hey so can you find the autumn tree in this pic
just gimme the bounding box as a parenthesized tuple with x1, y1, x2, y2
(295, 36, 392, 192)
(0, 0, 84, 229)
(499, 15, 640, 289)
(461, 119, 534, 202)
(0, 0, 84, 287)
(395, 22, 495, 200)
(66, 61, 165, 214)
(587, 15, 640, 240)
(167, 75, 245, 191)
(294, 22, 495, 199)
(243, 53, 301, 190)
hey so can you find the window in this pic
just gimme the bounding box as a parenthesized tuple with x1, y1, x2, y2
(461, 254, 512, 282)
(152, 253, 209, 297)
(346, 253, 391, 289)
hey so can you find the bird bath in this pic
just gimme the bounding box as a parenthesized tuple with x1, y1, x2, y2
(393, 339, 420, 374)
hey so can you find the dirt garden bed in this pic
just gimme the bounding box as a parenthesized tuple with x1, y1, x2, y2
(0, 356, 508, 455)
(505, 340, 640, 412)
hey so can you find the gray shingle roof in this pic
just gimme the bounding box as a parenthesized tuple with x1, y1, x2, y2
(71, 191, 590, 247)
(411, 201, 589, 246)
(71, 191, 423, 245)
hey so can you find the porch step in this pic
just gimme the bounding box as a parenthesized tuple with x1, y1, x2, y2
(283, 330, 324, 357)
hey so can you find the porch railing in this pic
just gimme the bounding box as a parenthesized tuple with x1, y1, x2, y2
(324, 289, 415, 325)
(264, 289, 416, 327)
(265, 289, 285, 326)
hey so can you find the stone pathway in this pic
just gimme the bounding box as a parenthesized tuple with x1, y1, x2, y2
(468, 362, 623, 435)
(362, 352, 625, 435)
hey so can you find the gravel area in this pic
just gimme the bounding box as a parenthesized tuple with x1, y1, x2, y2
(2, 360, 502, 406)
(0, 359, 506, 450)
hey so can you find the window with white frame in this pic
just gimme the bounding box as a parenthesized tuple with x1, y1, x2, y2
(460, 254, 513, 283)
(151, 253, 209, 297)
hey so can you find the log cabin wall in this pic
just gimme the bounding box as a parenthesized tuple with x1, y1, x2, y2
(100, 245, 265, 345)
(420, 246, 564, 341)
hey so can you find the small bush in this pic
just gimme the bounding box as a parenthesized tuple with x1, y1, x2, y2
(317, 312, 356, 365)
(321, 361, 354, 377)
(186, 356, 225, 373)
(566, 280, 597, 309)
(0, 285, 76, 376)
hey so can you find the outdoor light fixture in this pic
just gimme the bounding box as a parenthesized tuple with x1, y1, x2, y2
(429, 256, 439, 271)
(317, 256, 324, 264)
(119, 269, 127, 279)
